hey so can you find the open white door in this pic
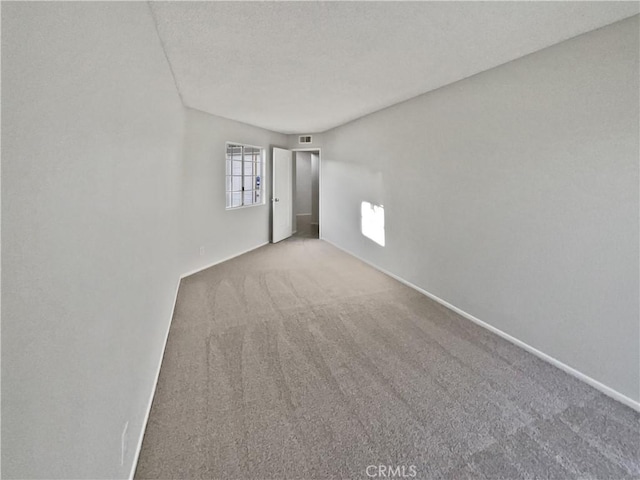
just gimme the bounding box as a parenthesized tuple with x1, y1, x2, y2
(272, 147, 293, 243)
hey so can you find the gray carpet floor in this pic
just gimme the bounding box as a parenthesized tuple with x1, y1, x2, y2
(136, 238, 639, 479)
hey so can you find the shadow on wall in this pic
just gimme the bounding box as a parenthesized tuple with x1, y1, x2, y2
(361, 201, 385, 246)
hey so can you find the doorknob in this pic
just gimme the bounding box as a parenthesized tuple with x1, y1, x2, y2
(274, 198, 280, 202)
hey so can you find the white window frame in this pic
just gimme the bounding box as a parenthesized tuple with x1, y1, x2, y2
(225, 142, 265, 210)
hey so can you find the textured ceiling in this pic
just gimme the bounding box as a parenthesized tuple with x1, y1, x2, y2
(150, 2, 639, 134)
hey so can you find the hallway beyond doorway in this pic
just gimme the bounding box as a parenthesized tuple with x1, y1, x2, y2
(293, 150, 320, 239)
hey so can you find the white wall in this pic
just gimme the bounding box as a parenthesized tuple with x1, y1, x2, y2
(321, 16, 640, 403)
(179, 108, 287, 274)
(1, 3, 184, 478)
(1, 3, 287, 479)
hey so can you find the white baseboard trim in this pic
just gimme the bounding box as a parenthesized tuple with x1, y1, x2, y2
(129, 241, 270, 479)
(128, 279, 180, 480)
(179, 242, 270, 280)
(323, 239, 640, 413)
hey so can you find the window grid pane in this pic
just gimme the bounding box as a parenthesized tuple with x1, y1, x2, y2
(236, 176, 245, 191)
(226, 143, 264, 209)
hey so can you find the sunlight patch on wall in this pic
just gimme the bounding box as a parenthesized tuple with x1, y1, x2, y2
(361, 201, 385, 247)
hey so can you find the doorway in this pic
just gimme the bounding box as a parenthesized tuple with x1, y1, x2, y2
(292, 149, 320, 239)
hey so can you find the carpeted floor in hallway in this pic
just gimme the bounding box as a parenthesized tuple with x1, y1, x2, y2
(135, 237, 639, 479)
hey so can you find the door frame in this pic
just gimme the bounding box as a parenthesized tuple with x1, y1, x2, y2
(292, 148, 322, 239)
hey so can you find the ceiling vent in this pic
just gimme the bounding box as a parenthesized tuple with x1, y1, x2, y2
(299, 135, 312, 144)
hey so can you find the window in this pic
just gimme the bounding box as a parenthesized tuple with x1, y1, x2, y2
(225, 143, 264, 209)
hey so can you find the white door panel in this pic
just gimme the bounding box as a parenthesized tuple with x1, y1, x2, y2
(272, 147, 293, 243)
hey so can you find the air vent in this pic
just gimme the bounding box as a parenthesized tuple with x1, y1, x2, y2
(299, 135, 312, 144)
